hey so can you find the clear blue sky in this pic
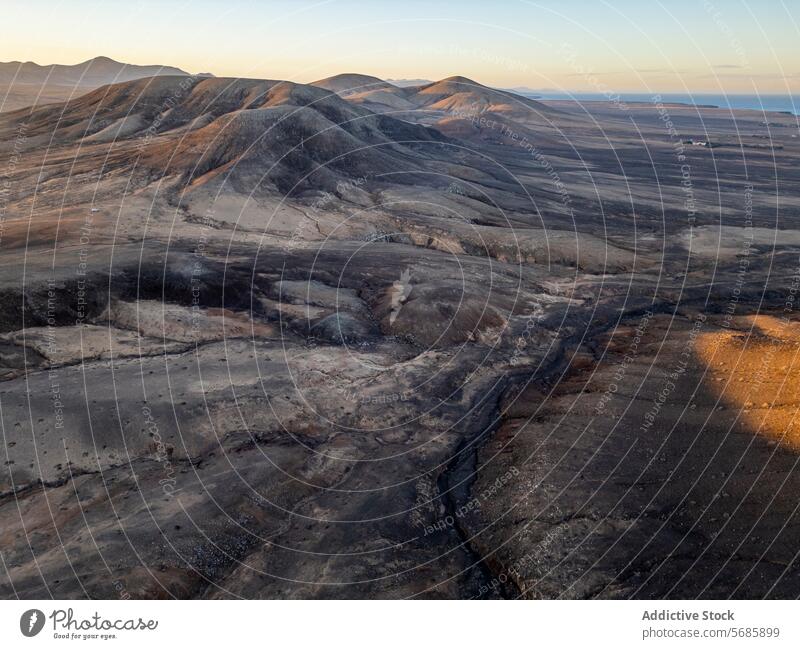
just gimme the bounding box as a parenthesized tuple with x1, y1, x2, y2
(1, 0, 797, 93)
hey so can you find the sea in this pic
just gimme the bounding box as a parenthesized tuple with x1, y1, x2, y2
(519, 92, 799, 115)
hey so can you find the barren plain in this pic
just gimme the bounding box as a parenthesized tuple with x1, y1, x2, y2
(0, 74, 799, 598)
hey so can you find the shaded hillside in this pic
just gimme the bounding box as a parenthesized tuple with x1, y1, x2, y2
(0, 75, 454, 203)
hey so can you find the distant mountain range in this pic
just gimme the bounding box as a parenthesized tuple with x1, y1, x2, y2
(0, 56, 208, 112)
(385, 79, 547, 97)
(0, 55, 547, 115)
(0, 70, 563, 214)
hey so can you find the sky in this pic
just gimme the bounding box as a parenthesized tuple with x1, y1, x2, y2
(0, 0, 797, 94)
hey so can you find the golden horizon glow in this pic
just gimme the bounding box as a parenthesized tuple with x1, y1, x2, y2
(0, 0, 797, 95)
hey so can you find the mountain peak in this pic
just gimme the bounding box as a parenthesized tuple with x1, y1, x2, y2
(311, 73, 396, 95)
(438, 75, 482, 86)
(89, 55, 120, 64)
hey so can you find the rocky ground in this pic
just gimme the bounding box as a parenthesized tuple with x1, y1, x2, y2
(0, 75, 799, 598)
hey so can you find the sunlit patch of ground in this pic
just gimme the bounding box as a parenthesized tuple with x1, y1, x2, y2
(695, 314, 800, 449)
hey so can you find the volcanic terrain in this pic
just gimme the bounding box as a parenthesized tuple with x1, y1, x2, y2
(0, 71, 799, 598)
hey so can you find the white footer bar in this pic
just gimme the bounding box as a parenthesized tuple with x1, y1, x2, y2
(1, 600, 795, 648)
